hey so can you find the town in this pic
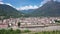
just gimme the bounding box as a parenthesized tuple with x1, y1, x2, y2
(0, 17, 60, 28)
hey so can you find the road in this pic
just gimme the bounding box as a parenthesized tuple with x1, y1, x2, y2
(19, 26, 60, 32)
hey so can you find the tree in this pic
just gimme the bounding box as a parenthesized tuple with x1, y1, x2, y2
(18, 22, 21, 28)
(55, 20, 60, 23)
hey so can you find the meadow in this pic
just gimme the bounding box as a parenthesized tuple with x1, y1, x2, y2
(0, 28, 60, 34)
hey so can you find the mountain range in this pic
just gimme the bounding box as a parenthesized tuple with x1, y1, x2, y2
(29, 0, 60, 17)
(0, 4, 23, 19)
(0, 0, 60, 19)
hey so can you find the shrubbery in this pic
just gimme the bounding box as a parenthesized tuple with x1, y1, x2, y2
(0, 28, 21, 34)
(34, 31, 60, 34)
(0, 28, 60, 34)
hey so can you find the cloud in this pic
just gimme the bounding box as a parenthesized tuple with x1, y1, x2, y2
(5, 3, 13, 6)
(17, 0, 53, 10)
(54, 0, 60, 2)
(57, 0, 60, 2)
(6, 0, 60, 10)
(39, 0, 60, 7)
(0, 0, 14, 7)
(39, 0, 51, 7)
(0, 0, 15, 8)
(0, 0, 2, 1)
(5, 3, 16, 8)
(0, 0, 4, 4)
(17, 5, 39, 10)
(0, 2, 4, 4)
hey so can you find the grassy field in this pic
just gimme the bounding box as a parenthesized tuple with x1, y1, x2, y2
(34, 31, 60, 34)
(0, 28, 60, 34)
(21, 30, 60, 34)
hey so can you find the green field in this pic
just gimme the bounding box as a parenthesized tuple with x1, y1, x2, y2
(0, 28, 60, 34)
(33, 31, 60, 34)
(0, 28, 21, 34)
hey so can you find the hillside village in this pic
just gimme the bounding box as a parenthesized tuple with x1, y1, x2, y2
(0, 17, 60, 28)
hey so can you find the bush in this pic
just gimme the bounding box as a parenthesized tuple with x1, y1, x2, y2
(0, 28, 21, 34)
(23, 30, 31, 33)
(34, 31, 60, 34)
(15, 29, 21, 33)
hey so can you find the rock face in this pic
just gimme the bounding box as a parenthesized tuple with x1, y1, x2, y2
(0, 4, 23, 19)
(30, 1, 60, 17)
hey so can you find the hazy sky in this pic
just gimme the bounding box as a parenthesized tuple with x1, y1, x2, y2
(0, 0, 60, 10)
